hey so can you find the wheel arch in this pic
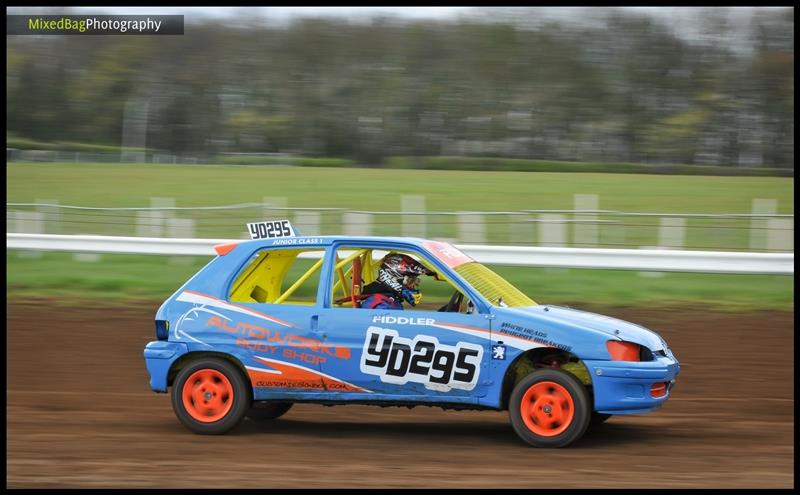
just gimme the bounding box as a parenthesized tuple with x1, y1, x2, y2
(168, 351, 252, 396)
(498, 348, 593, 410)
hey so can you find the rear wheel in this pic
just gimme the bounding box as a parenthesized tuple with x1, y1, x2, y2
(171, 358, 250, 434)
(509, 369, 591, 448)
(246, 402, 293, 421)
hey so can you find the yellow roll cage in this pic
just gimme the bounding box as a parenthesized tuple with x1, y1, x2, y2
(228, 246, 457, 307)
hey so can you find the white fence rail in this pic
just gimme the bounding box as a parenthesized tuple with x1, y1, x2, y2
(8, 199, 794, 252)
(7, 233, 794, 274)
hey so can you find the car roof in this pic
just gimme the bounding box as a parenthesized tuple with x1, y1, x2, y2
(230, 235, 442, 249)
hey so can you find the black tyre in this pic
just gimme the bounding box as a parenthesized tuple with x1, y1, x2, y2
(171, 358, 250, 435)
(509, 369, 591, 448)
(590, 412, 613, 426)
(246, 402, 293, 421)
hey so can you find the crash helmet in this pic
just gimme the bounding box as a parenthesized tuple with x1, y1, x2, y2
(376, 253, 429, 293)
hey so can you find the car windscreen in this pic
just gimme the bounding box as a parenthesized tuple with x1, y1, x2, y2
(454, 262, 536, 308)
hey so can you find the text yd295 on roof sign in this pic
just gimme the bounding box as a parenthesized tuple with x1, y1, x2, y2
(247, 220, 297, 240)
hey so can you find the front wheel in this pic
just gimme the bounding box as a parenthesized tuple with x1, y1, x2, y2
(171, 358, 250, 435)
(509, 369, 591, 448)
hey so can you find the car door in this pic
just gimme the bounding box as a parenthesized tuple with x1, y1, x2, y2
(315, 243, 492, 401)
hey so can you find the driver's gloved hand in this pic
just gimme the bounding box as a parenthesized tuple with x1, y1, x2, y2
(400, 288, 422, 306)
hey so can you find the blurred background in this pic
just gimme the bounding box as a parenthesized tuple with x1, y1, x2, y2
(6, 6, 794, 310)
(7, 6, 794, 167)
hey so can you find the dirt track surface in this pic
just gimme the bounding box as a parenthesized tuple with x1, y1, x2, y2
(6, 301, 794, 488)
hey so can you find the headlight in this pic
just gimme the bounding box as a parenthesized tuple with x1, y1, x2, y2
(606, 340, 641, 361)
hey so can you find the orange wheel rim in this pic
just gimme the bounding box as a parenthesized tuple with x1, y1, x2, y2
(520, 381, 575, 437)
(182, 369, 234, 423)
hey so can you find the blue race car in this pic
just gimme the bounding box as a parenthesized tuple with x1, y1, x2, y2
(144, 220, 680, 447)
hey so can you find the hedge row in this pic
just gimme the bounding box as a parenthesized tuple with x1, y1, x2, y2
(383, 156, 793, 177)
(218, 155, 356, 168)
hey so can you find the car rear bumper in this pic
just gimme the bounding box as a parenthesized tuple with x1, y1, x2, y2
(583, 357, 680, 414)
(143, 340, 188, 392)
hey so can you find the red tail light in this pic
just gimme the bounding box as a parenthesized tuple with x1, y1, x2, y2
(606, 340, 641, 361)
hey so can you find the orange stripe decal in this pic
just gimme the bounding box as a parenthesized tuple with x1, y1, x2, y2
(434, 321, 491, 335)
(214, 242, 239, 256)
(251, 357, 370, 393)
(247, 363, 324, 390)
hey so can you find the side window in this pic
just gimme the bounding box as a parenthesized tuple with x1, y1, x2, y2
(330, 246, 475, 313)
(228, 248, 325, 305)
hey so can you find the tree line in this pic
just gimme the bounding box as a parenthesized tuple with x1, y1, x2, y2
(6, 7, 794, 168)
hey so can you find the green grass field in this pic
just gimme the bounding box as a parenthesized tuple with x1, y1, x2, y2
(7, 163, 793, 311)
(8, 163, 793, 212)
(7, 162, 794, 249)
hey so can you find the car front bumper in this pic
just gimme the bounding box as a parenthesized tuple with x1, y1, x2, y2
(583, 356, 680, 414)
